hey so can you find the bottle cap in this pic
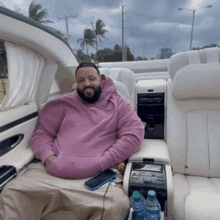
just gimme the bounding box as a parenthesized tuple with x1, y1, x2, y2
(148, 190, 156, 200)
(132, 191, 140, 199)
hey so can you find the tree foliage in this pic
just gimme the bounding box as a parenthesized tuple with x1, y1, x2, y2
(77, 28, 96, 61)
(192, 44, 219, 50)
(91, 19, 108, 60)
(76, 49, 90, 63)
(29, 1, 54, 24)
(96, 44, 135, 62)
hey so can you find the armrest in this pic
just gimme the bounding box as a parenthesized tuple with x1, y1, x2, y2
(123, 140, 173, 220)
(123, 155, 174, 220)
(128, 139, 171, 165)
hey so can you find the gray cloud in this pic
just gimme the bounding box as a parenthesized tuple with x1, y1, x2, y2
(34, 0, 220, 58)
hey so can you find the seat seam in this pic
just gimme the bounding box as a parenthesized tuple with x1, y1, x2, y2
(206, 110, 210, 178)
(185, 112, 188, 174)
(183, 111, 189, 220)
(184, 175, 190, 220)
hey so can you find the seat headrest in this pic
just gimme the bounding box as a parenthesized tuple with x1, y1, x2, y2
(99, 67, 136, 111)
(169, 47, 220, 81)
(112, 80, 133, 107)
(172, 63, 220, 100)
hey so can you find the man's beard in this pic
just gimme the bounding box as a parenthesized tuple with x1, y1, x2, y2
(77, 85, 102, 104)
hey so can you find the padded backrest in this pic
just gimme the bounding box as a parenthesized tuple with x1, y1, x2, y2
(168, 47, 220, 81)
(99, 68, 137, 112)
(112, 80, 134, 109)
(166, 48, 220, 178)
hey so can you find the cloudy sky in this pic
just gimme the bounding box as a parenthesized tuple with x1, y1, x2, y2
(1, 0, 220, 58)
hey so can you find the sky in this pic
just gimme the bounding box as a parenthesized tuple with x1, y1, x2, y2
(1, 0, 220, 59)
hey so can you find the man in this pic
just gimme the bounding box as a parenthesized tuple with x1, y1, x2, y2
(44, 62, 105, 172)
(0, 62, 145, 219)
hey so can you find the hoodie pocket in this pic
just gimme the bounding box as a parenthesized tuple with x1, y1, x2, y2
(71, 154, 102, 178)
(49, 153, 102, 179)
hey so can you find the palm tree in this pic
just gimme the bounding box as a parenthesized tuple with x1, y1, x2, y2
(75, 49, 90, 63)
(91, 19, 108, 60)
(77, 28, 96, 62)
(29, 1, 54, 24)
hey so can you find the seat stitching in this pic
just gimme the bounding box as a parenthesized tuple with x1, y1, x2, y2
(183, 113, 190, 219)
(184, 175, 190, 220)
(206, 111, 210, 178)
(185, 112, 189, 174)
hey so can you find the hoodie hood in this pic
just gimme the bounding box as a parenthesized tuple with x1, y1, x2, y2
(75, 74, 117, 107)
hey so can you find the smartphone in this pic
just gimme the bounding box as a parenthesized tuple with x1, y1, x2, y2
(84, 169, 118, 191)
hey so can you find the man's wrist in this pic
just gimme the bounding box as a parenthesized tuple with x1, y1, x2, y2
(46, 155, 56, 169)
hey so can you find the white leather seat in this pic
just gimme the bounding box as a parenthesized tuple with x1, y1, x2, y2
(112, 79, 132, 104)
(167, 47, 220, 220)
(99, 68, 137, 112)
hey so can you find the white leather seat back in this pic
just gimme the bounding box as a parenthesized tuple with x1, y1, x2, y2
(168, 47, 220, 81)
(167, 48, 220, 178)
(99, 68, 137, 112)
(112, 80, 134, 109)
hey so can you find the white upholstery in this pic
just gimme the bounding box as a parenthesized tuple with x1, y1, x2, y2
(172, 63, 220, 100)
(167, 47, 220, 220)
(112, 80, 133, 109)
(168, 47, 220, 80)
(129, 139, 171, 164)
(99, 68, 137, 112)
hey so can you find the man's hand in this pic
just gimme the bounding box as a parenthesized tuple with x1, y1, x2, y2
(114, 162, 126, 176)
(143, 122, 147, 128)
(44, 155, 56, 170)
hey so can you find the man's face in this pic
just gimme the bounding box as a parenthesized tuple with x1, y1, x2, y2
(76, 67, 102, 104)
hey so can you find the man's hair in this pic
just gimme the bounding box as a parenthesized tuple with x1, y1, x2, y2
(75, 62, 100, 78)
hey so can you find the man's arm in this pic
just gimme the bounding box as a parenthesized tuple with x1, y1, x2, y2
(30, 99, 65, 165)
(113, 121, 146, 176)
(97, 93, 145, 171)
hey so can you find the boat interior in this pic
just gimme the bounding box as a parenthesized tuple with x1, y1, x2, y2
(1, 5, 220, 220)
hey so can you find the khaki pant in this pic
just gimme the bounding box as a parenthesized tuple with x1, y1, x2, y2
(0, 162, 130, 220)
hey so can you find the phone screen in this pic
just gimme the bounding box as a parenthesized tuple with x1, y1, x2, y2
(84, 169, 117, 189)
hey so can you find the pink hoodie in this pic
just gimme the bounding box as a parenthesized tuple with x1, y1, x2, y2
(30, 75, 145, 179)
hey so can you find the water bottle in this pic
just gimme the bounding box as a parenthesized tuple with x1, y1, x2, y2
(145, 190, 161, 220)
(130, 191, 148, 220)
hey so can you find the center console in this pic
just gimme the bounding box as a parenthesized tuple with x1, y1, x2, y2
(129, 162, 167, 219)
(124, 155, 172, 220)
(137, 79, 166, 139)
(124, 79, 173, 220)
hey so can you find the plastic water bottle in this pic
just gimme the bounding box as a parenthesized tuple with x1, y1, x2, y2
(130, 191, 148, 220)
(145, 190, 161, 220)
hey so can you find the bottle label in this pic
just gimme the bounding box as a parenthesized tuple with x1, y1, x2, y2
(146, 210, 161, 220)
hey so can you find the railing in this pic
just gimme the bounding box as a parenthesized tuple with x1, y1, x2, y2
(0, 79, 8, 95)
